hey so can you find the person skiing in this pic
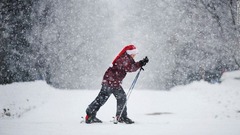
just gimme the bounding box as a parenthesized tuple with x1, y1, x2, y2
(85, 45, 149, 124)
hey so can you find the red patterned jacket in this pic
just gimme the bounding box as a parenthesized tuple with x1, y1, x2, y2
(102, 52, 142, 87)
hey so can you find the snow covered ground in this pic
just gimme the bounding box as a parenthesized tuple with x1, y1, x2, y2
(1, 71, 240, 135)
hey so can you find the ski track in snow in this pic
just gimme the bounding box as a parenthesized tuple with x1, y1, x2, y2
(0, 71, 240, 135)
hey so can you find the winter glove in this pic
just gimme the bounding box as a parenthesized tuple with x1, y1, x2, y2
(140, 56, 149, 66)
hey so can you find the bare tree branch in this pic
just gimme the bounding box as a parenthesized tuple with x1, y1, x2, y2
(199, 0, 224, 33)
(233, 55, 240, 68)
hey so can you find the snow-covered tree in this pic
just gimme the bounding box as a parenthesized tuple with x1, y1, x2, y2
(166, 0, 240, 88)
(0, 0, 40, 84)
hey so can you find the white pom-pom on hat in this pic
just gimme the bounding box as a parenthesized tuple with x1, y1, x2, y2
(126, 48, 138, 55)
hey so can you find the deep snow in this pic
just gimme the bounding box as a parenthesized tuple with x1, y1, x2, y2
(0, 71, 240, 135)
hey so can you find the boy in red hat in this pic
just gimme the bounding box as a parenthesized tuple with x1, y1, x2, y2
(85, 45, 149, 124)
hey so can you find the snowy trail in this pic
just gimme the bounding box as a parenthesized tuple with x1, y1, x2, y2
(1, 71, 240, 135)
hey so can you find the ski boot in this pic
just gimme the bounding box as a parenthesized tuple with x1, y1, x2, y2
(85, 115, 102, 124)
(117, 116, 135, 124)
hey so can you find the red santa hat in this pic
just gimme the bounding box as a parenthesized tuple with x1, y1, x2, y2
(112, 45, 138, 65)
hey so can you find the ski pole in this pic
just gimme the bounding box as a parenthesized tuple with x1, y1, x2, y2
(115, 67, 143, 124)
